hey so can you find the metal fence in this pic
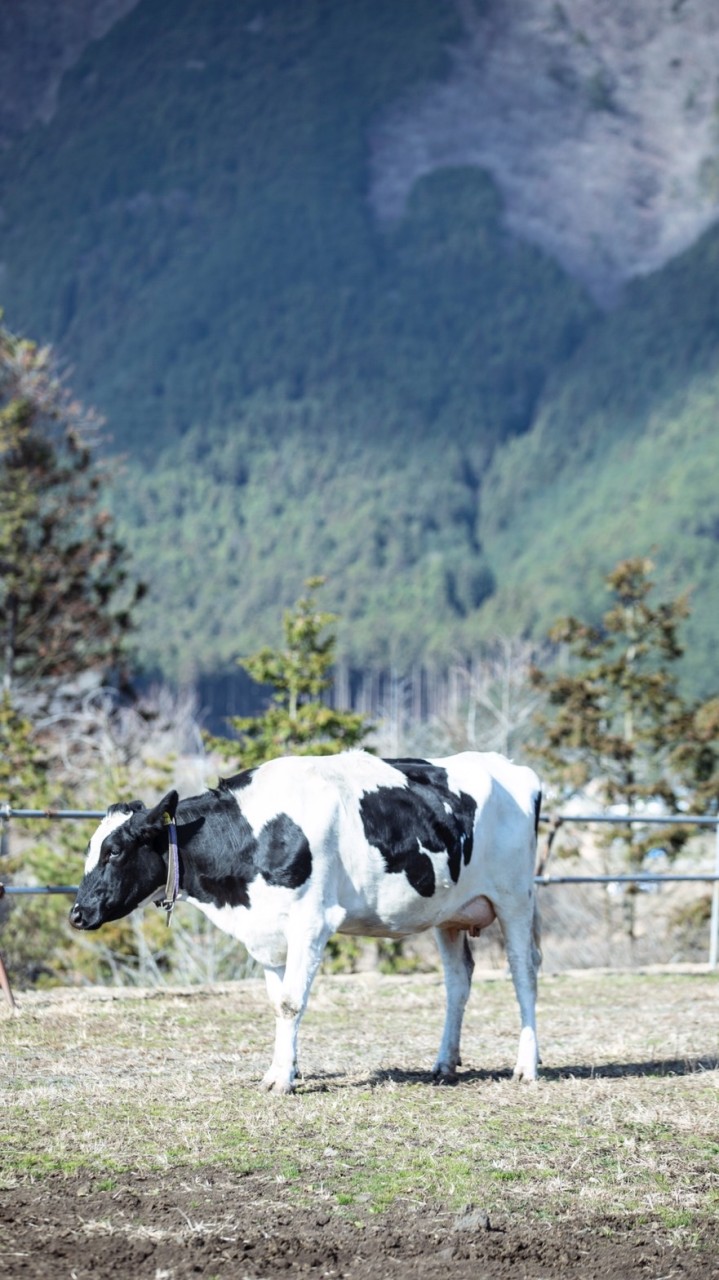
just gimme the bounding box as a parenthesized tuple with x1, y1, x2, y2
(1, 805, 718, 967)
(536, 811, 719, 969)
(0, 806, 104, 897)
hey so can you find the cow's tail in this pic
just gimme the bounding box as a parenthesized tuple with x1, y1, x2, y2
(531, 786, 543, 971)
(533, 787, 542, 840)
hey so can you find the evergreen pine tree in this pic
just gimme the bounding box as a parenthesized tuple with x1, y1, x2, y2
(529, 558, 718, 939)
(207, 578, 371, 767)
(0, 317, 144, 694)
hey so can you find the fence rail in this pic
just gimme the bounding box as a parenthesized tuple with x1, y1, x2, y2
(536, 873, 719, 884)
(0, 885, 81, 896)
(0, 807, 105, 820)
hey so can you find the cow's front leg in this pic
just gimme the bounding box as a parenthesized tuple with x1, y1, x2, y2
(262, 966, 301, 1095)
(261, 911, 341, 1094)
(432, 926, 474, 1081)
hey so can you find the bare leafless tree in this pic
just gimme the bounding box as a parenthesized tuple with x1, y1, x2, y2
(449, 635, 548, 756)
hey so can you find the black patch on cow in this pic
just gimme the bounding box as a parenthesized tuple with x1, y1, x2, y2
(179, 785, 313, 910)
(533, 789, 542, 836)
(388, 760, 477, 876)
(221, 769, 257, 792)
(197, 868, 252, 909)
(359, 759, 477, 897)
(255, 813, 313, 889)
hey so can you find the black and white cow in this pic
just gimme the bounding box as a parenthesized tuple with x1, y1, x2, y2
(70, 750, 542, 1092)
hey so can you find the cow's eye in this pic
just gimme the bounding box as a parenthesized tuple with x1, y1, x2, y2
(107, 848, 123, 863)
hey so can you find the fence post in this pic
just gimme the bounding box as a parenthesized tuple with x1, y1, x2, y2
(0, 803, 9, 861)
(0, 804, 18, 1011)
(710, 819, 719, 970)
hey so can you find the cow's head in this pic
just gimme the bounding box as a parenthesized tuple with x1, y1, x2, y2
(69, 790, 179, 931)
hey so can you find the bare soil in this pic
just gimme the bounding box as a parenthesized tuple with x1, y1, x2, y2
(2, 1168, 717, 1280)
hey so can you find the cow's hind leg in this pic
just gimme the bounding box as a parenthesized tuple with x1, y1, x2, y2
(433, 926, 474, 1081)
(497, 898, 541, 1082)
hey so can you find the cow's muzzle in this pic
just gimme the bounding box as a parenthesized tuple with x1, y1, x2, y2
(69, 902, 97, 931)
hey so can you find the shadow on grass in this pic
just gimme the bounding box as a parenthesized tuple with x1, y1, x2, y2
(297, 1054, 719, 1092)
(538, 1054, 719, 1081)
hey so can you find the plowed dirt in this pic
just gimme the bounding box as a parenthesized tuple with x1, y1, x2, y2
(2, 1168, 717, 1279)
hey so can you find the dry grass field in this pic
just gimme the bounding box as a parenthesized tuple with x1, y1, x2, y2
(1, 967, 718, 1278)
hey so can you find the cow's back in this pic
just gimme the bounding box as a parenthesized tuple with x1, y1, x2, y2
(440, 751, 540, 840)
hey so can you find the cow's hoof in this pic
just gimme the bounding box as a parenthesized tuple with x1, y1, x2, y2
(261, 1070, 296, 1095)
(512, 1065, 538, 1084)
(511, 1064, 534, 1085)
(512, 1029, 539, 1082)
(432, 1064, 458, 1085)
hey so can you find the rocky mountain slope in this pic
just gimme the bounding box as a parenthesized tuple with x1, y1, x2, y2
(5, 0, 719, 305)
(372, 0, 719, 304)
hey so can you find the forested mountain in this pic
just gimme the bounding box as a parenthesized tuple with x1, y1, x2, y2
(1, 0, 718, 695)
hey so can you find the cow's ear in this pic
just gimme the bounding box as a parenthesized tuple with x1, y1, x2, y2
(143, 789, 179, 829)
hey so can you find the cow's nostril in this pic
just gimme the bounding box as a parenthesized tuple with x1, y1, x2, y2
(69, 904, 83, 928)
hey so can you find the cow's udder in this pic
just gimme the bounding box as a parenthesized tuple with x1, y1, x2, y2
(442, 895, 496, 937)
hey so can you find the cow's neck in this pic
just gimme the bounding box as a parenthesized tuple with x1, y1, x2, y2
(172, 788, 254, 909)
